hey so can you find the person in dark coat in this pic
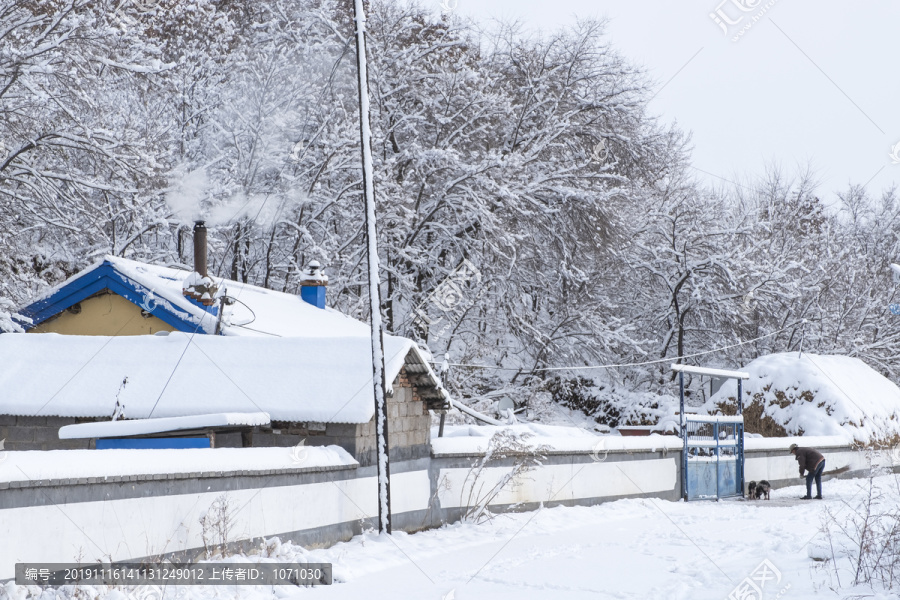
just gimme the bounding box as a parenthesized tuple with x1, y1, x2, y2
(790, 443, 825, 499)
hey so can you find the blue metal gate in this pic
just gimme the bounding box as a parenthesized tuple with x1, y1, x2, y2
(683, 416, 744, 501)
(672, 363, 749, 501)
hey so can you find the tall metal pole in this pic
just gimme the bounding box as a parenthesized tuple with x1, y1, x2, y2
(352, 0, 391, 534)
(737, 376, 744, 496)
(679, 370, 686, 500)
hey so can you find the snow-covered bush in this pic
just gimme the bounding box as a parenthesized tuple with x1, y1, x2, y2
(0, 298, 24, 333)
(815, 473, 900, 591)
(545, 376, 678, 430)
(460, 430, 548, 523)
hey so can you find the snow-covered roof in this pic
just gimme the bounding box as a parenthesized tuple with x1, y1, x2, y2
(59, 412, 271, 439)
(0, 332, 445, 423)
(18, 255, 371, 338)
(671, 364, 749, 379)
(705, 352, 900, 443)
(683, 414, 745, 424)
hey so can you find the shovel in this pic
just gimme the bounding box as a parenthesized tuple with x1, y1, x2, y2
(812, 465, 850, 477)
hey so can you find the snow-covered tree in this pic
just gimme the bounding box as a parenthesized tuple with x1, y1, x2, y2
(2, 0, 899, 411)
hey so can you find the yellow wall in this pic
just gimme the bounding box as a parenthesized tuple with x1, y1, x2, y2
(30, 290, 177, 336)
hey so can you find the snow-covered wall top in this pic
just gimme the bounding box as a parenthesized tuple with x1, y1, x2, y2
(430, 424, 854, 456)
(0, 446, 357, 484)
(0, 332, 434, 422)
(742, 435, 854, 451)
(431, 424, 684, 456)
(705, 352, 900, 444)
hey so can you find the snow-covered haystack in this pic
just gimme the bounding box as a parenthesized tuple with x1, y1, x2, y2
(705, 352, 900, 444)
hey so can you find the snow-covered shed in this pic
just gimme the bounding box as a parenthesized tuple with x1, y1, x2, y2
(15, 222, 368, 339)
(3, 239, 448, 464)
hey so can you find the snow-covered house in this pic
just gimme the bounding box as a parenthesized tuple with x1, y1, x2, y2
(16, 223, 340, 338)
(0, 223, 448, 464)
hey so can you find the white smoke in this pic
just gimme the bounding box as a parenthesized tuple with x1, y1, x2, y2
(206, 192, 280, 228)
(166, 168, 209, 222)
(167, 166, 306, 229)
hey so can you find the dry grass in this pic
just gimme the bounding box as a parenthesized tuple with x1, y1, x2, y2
(715, 394, 789, 437)
(712, 384, 807, 437)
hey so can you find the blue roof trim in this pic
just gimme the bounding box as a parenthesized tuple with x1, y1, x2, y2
(17, 261, 216, 334)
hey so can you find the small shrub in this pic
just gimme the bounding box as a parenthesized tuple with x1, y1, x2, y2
(460, 430, 548, 523)
(817, 472, 900, 590)
(200, 493, 234, 559)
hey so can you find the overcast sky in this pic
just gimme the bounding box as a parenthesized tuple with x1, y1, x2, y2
(450, 0, 900, 205)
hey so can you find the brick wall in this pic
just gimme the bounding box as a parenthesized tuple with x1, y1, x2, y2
(0, 416, 92, 451)
(389, 366, 431, 455)
(346, 367, 431, 465)
(256, 367, 431, 466)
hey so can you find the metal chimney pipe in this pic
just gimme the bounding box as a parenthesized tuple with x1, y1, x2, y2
(193, 220, 208, 277)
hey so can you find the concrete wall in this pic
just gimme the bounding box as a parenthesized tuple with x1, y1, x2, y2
(0, 448, 677, 580)
(744, 444, 872, 492)
(0, 438, 876, 581)
(30, 290, 175, 336)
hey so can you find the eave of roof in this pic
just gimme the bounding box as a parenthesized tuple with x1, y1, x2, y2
(59, 411, 271, 439)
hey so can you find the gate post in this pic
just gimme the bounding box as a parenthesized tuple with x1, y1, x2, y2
(715, 421, 721, 499)
(738, 378, 744, 496)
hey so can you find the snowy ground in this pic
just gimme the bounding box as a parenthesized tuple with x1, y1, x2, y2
(5, 475, 898, 600)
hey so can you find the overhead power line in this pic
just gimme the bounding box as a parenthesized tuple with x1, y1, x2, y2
(443, 322, 802, 373)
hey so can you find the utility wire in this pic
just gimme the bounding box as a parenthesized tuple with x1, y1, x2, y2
(146, 314, 212, 418)
(443, 322, 801, 373)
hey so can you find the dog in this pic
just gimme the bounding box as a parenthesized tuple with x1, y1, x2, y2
(746, 480, 771, 500)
